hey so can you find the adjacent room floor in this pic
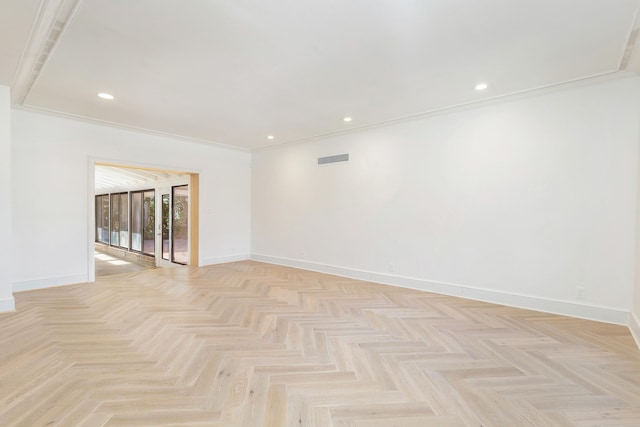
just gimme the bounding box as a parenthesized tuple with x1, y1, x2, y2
(1, 261, 639, 426)
(94, 249, 155, 277)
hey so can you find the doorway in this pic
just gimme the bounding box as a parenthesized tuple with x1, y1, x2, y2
(92, 163, 199, 279)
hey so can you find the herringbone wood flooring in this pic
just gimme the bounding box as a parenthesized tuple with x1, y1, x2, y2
(1, 261, 639, 426)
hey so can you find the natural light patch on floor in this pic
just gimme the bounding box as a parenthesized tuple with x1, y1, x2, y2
(94, 252, 114, 261)
(94, 249, 154, 277)
(94, 251, 134, 265)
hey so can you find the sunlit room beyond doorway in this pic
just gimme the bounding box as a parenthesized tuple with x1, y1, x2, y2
(93, 164, 199, 277)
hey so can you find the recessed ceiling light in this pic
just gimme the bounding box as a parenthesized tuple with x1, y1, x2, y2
(343, 117, 352, 122)
(474, 83, 488, 91)
(267, 135, 275, 140)
(98, 92, 114, 100)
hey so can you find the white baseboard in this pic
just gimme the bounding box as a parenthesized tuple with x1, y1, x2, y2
(13, 274, 88, 293)
(0, 296, 15, 312)
(630, 312, 640, 352)
(201, 253, 251, 266)
(251, 254, 629, 326)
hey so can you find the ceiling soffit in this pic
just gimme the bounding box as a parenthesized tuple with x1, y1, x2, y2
(8, 0, 640, 150)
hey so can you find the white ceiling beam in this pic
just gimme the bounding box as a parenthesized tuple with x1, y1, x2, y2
(94, 166, 189, 193)
(102, 167, 152, 183)
(10, 0, 83, 105)
(622, 7, 640, 74)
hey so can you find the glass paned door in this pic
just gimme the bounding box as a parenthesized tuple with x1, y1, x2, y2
(156, 185, 189, 267)
(162, 193, 170, 261)
(172, 185, 189, 265)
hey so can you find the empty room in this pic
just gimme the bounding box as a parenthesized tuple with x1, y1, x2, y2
(2, 1, 640, 426)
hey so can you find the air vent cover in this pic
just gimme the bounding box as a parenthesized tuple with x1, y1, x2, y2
(318, 154, 349, 165)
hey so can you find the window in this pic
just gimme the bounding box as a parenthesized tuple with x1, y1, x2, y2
(129, 190, 155, 255)
(119, 193, 129, 249)
(95, 194, 110, 244)
(110, 193, 121, 247)
(130, 191, 143, 252)
(94, 189, 156, 258)
(143, 191, 155, 256)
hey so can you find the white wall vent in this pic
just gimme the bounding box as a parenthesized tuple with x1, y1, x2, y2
(318, 154, 349, 165)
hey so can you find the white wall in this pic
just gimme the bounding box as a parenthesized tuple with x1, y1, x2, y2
(633, 105, 640, 347)
(11, 110, 251, 292)
(252, 76, 640, 325)
(0, 85, 13, 310)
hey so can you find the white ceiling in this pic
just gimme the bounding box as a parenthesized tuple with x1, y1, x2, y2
(94, 165, 189, 193)
(2, 0, 640, 150)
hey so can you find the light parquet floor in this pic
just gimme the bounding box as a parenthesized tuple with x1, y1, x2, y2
(1, 261, 639, 426)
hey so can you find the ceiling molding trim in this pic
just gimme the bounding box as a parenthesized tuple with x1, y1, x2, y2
(254, 71, 635, 153)
(10, 0, 84, 105)
(13, 104, 250, 153)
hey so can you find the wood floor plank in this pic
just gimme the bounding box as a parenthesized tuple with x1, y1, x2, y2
(1, 261, 639, 426)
